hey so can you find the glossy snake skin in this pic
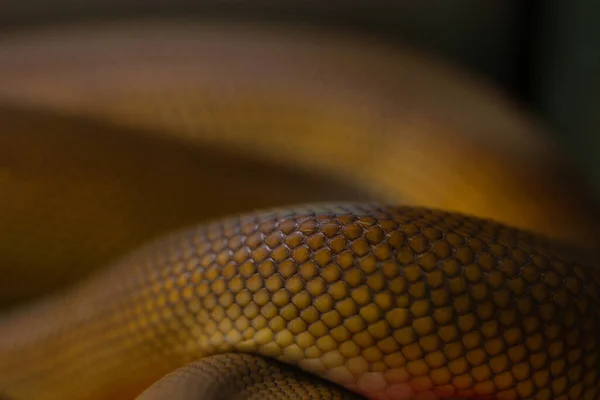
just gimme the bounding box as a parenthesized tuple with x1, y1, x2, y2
(0, 20, 598, 400)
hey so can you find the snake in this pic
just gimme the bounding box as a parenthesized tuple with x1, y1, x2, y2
(0, 17, 599, 400)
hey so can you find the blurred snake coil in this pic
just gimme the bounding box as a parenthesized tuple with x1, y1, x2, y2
(0, 19, 599, 400)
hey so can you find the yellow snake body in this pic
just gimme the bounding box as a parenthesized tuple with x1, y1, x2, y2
(0, 20, 598, 400)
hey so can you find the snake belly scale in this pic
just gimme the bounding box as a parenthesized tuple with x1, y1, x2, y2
(0, 20, 599, 400)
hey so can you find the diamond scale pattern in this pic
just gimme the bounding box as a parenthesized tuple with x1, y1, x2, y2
(0, 204, 598, 400)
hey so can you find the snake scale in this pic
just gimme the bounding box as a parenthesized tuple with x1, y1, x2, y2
(0, 17, 599, 400)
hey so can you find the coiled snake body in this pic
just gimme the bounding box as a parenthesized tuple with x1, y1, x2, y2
(0, 20, 598, 400)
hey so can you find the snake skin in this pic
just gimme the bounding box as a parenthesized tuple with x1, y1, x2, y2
(1, 18, 600, 400)
(138, 353, 362, 400)
(1, 205, 598, 399)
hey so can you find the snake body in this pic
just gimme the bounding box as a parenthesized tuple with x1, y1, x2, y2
(0, 19, 599, 400)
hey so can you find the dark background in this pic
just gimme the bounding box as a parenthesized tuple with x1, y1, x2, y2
(1, 0, 598, 195)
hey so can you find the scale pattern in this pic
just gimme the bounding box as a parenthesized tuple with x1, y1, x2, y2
(1, 205, 599, 400)
(138, 353, 363, 399)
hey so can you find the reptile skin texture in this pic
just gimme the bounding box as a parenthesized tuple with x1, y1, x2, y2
(0, 21, 599, 400)
(1, 205, 599, 399)
(138, 354, 363, 400)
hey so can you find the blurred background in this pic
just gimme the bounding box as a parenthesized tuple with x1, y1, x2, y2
(0, 0, 598, 195)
